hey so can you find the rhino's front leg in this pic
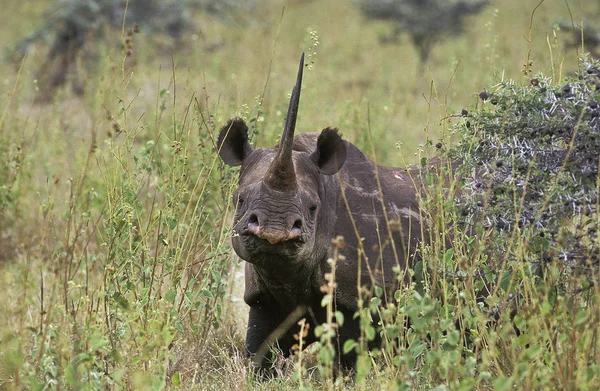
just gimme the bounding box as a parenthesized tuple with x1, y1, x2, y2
(245, 265, 290, 371)
(245, 303, 288, 369)
(246, 301, 314, 377)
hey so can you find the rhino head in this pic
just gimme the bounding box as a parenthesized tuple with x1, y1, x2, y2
(217, 54, 347, 269)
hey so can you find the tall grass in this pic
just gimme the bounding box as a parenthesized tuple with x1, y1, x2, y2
(0, 18, 242, 388)
(0, 0, 599, 389)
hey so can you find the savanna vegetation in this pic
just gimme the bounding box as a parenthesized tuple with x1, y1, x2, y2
(0, 0, 599, 389)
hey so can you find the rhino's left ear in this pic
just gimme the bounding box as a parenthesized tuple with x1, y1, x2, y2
(217, 118, 253, 166)
(310, 128, 347, 175)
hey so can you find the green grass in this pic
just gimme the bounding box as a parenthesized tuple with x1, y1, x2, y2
(1, 0, 599, 389)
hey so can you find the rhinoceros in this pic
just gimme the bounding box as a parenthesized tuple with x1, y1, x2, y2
(217, 53, 428, 372)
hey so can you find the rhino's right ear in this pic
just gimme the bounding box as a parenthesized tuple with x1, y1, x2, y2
(217, 118, 253, 166)
(310, 127, 347, 175)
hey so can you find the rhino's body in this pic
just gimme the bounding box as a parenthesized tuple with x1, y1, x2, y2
(218, 54, 428, 372)
(241, 133, 424, 368)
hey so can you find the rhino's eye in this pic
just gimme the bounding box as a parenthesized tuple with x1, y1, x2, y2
(234, 196, 244, 207)
(309, 205, 317, 216)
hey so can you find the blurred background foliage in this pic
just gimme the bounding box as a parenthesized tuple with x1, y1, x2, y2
(358, 0, 492, 66)
(1, 0, 600, 389)
(2, 0, 597, 160)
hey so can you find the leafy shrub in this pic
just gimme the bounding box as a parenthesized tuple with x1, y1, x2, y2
(453, 56, 600, 280)
(399, 55, 600, 388)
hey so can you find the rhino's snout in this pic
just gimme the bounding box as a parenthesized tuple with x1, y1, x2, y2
(246, 211, 303, 245)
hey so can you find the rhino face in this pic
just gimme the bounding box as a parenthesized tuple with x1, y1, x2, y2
(231, 148, 320, 261)
(218, 120, 346, 267)
(217, 54, 346, 267)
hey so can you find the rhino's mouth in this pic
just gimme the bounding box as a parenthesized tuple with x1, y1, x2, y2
(239, 230, 306, 245)
(236, 230, 306, 258)
(234, 222, 306, 243)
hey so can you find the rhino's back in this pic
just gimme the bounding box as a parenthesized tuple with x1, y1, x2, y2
(294, 133, 423, 305)
(292, 132, 320, 153)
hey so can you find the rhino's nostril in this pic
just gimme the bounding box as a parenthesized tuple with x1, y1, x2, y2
(292, 219, 302, 230)
(248, 214, 259, 226)
(247, 214, 260, 236)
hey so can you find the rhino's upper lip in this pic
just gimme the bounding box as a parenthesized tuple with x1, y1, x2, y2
(236, 228, 306, 244)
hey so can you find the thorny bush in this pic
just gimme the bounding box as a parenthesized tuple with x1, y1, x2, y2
(451, 56, 600, 299)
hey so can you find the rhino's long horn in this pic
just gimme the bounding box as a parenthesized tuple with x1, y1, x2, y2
(265, 53, 304, 191)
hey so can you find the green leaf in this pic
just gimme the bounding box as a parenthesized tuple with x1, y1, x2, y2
(446, 329, 460, 346)
(365, 325, 376, 341)
(65, 363, 77, 386)
(162, 325, 176, 345)
(384, 324, 399, 339)
(165, 288, 177, 302)
(185, 291, 194, 302)
(171, 371, 181, 387)
(575, 308, 589, 326)
(335, 311, 345, 326)
(499, 271, 511, 292)
(370, 297, 381, 308)
(410, 341, 426, 359)
(356, 353, 372, 383)
(540, 302, 552, 315)
(343, 339, 357, 354)
(413, 261, 423, 281)
(398, 382, 413, 391)
(457, 378, 475, 391)
(113, 292, 130, 310)
(314, 325, 324, 338)
(494, 376, 512, 391)
(71, 352, 92, 366)
(443, 248, 454, 265)
(90, 334, 109, 351)
(319, 345, 335, 364)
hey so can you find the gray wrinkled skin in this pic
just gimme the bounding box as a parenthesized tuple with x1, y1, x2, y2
(219, 121, 425, 373)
